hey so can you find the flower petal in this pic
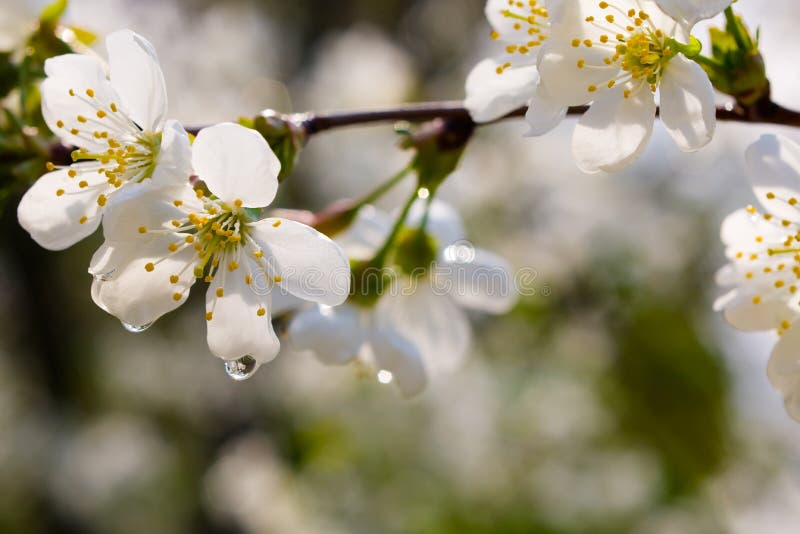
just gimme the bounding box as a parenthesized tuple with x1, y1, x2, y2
(101, 183, 199, 242)
(92, 237, 198, 327)
(205, 253, 280, 364)
(659, 54, 715, 151)
(376, 283, 471, 375)
(464, 58, 538, 123)
(106, 29, 167, 131)
(150, 120, 193, 187)
(288, 304, 365, 365)
(44, 53, 107, 85)
(572, 84, 656, 173)
(745, 135, 800, 222)
(192, 123, 280, 207)
(249, 218, 351, 306)
(722, 291, 792, 332)
(403, 199, 466, 249)
(437, 247, 517, 313)
(334, 205, 392, 260)
(654, 0, 731, 28)
(40, 76, 119, 153)
(524, 81, 567, 136)
(17, 169, 104, 250)
(366, 328, 428, 397)
(767, 321, 800, 422)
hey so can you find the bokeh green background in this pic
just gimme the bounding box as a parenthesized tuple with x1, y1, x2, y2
(1, 0, 800, 533)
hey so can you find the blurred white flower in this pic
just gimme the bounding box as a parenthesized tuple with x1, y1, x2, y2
(465, 0, 567, 134)
(90, 123, 350, 367)
(0, 0, 41, 51)
(17, 29, 192, 250)
(289, 201, 516, 396)
(716, 134, 800, 421)
(536, 0, 721, 173)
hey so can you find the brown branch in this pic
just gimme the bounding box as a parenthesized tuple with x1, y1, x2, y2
(292, 94, 800, 137)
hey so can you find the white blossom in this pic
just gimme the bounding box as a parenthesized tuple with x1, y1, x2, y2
(17, 29, 191, 250)
(90, 123, 350, 367)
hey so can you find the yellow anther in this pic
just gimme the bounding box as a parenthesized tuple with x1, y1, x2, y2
(170, 275, 179, 284)
(173, 200, 183, 207)
(588, 85, 598, 92)
(56, 189, 65, 197)
(767, 192, 776, 199)
(96, 110, 106, 118)
(46, 162, 56, 171)
(254, 250, 264, 258)
(185, 235, 195, 244)
(145, 262, 155, 272)
(172, 220, 181, 227)
(68, 169, 77, 178)
(272, 220, 282, 228)
(572, 38, 581, 47)
(273, 275, 282, 283)
(97, 194, 107, 207)
(78, 180, 88, 188)
(228, 261, 239, 272)
(234, 199, 243, 208)
(77, 115, 87, 123)
(85, 88, 95, 98)
(79, 216, 88, 224)
(56, 120, 64, 128)
(168, 243, 179, 252)
(782, 320, 792, 330)
(110, 103, 118, 113)
(245, 275, 252, 285)
(138, 226, 147, 234)
(70, 128, 79, 135)
(752, 296, 762, 304)
(256, 308, 266, 317)
(216, 288, 224, 298)
(490, 30, 499, 40)
(205, 312, 213, 321)
(172, 292, 182, 301)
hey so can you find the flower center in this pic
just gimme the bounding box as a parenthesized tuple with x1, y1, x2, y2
(137, 193, 279, 318)
(48, 87, 163, 221)
(572, 2, 675, 97)
(490, 0, 549, 74)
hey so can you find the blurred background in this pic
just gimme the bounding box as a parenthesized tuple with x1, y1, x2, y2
(2, 0, 800, 532)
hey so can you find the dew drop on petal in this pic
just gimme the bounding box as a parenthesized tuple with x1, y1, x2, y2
(377, 369, 394, 384)
(224, 355, 260, 382)
(121, 321, 153, 333)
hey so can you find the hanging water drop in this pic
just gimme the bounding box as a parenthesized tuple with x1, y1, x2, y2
(377, 369, 394, 384)
(224, 355, 260, 381)
(121, 321, 153, 333)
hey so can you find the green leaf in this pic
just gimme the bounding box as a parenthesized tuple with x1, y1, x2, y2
(0, 52, 18, 99)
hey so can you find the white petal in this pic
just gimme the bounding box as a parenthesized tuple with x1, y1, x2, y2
(524, 81, 568, 136)
(150, 120, 192, 187)
(538, 39, 622, 107)
(572, 85, 656, 173)
(17, 169, 104, 250)
(101, 183, 199, 242)
(40, 76, 119, 152)
(659, 55, 715, 151)
(437, 247, 517, 313)
(334, 205, 392, 260)
(367, 328, 428, 397)
(403, 199, 466, 248)
(106, 29, 167, 132)
(92, 237, 198, 327)
(719, 208, 784, 248)
(745, 135, 800, 222)
(767, 322, 800, 421)
(205, 254, 280, 364)
(192, 123, 280, 207)
(464, 58, 538, 123)
(484, 0, 551, 42)
(44, 53, 106, 84)
(722, 291, 792, 332)
(654, 0, 731, 28)
(376, 283, 471, 375)
(249, 218, 351, 306)
(288, 304, 365, 365)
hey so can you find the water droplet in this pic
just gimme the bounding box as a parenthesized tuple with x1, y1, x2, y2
(121, 321, 153, 333)
(93, 268, 116, 281)
(417, 187, 430, 200)
(377, 369, 394, 384)
(224, 355, 260, 381)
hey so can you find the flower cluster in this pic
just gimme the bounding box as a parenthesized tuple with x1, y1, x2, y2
(289, 201, 517, 396)
(466, 0, 731, 172)
(17, 30, 351, 378)
(716, 135, 800, 421)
